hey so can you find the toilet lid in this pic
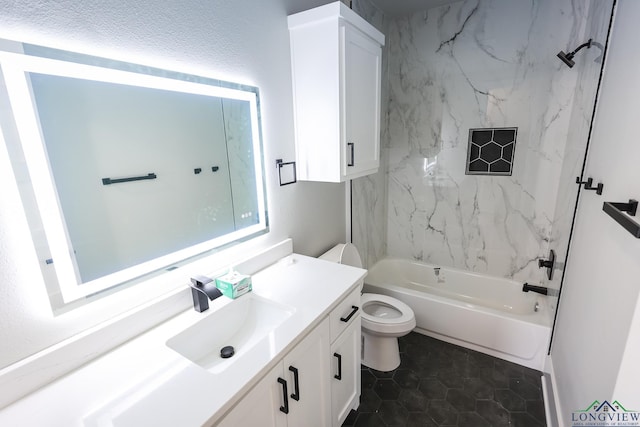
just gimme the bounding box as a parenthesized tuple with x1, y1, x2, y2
(360, 293, 414, 325)
(340, 243, 362, 268)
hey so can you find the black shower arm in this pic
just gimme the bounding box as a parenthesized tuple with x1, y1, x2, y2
(570, 39, 593, 56)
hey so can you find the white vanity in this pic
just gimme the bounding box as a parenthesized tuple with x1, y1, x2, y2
(0, 243, 365, 427)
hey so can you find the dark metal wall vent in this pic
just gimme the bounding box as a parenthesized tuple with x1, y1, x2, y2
(466, 127, 517, 176)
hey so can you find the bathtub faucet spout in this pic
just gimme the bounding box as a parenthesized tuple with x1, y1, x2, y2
(522, 283, 548, 295)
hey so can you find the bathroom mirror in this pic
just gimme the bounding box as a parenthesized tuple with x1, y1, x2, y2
(0, 40, 268, 308)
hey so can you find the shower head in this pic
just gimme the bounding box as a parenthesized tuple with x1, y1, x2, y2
(557, 50, 576, 68)
(557, 39, 593, 68)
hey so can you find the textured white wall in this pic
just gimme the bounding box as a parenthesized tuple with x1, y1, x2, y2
(0, 0, 345, 369)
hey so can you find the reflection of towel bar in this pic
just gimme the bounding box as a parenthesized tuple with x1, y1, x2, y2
(102, 173, 157, 185)
(602, 199, 640, 238)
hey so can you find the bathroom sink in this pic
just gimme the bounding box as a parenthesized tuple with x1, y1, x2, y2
(166, 294, 295, 373)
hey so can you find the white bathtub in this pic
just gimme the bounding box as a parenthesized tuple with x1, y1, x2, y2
(363, 258, 551, 370)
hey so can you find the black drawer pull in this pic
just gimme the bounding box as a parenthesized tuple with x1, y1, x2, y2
(340, 305, 359, 323)
(289, 366, 300, 401)
(334, 353, 342, 380)
(277, 377, 289, 414)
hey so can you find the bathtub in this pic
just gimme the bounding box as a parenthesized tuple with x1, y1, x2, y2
(363, 258, 551, 370)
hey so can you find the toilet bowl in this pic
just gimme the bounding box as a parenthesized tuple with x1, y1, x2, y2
(319, 243, 416, 372)
(360, 293, 416, 371)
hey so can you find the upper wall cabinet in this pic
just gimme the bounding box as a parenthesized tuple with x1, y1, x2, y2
(288, 2, 385, 183)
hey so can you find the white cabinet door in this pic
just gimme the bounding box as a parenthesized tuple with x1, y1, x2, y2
(342, 24, 382, 180)
(214, 363, 287, 427)
(282, 318, 332, 427)
(288, 2, 384, 183)
(330, 316, 361, 427)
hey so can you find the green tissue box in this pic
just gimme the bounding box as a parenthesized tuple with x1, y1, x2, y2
(215, 271, 252, 299)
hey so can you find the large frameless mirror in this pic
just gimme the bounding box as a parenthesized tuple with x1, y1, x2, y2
(0, 40, 268, 310)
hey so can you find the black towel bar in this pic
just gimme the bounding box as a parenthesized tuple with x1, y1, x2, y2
(102, 173, 157, 185)
(602, 199, 640, 238)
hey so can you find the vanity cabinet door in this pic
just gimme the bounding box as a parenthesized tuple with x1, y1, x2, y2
(214, 363, 287, 427)
(282, 317, 332, 427)
(330, 316, 361, 427)
(215, 318, 331, 427)
(342, 24, 382, 180)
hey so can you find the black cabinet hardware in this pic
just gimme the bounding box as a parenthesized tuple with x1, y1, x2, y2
(288, 366, 300, 401)
(340, 305, 359, 323)
(102, 173, 156, 185)
(603, 199, 640, 238)
(277, 377, 289, 414)
(347, 142, 355, 167)
(576, 177, 603, 195)
(333, 353, 342, 380)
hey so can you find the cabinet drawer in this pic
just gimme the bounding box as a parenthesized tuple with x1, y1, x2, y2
(330, 286, 361, 343)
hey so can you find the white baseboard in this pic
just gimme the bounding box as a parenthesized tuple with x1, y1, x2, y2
(542, 356, 564, 427)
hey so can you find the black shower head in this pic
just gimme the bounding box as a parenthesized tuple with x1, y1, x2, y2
(557, 39, 593, 68)
(557, 51, 575, 68)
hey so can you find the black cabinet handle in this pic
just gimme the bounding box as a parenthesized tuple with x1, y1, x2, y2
(277, 377, 289, 414)
(340, 305, 359, 323)
(334, 353, 342, 380)
(603, 200, 640, 238)
(347, 142, 355, 167)
(288, 366, 300, 401)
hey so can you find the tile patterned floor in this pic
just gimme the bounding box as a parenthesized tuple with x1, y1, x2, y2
(343, 332, 546, 427)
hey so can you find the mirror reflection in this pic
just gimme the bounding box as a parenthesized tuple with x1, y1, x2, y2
(0, 41, 268, 307)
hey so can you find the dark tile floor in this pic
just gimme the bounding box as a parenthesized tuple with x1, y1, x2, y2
(343, 332, 546, 427)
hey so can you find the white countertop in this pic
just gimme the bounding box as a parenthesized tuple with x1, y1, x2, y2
(0, 254, 366, 427)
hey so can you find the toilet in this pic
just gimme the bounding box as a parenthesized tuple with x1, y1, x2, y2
(320, 243, 416, 372)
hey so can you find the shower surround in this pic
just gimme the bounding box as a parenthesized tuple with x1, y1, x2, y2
(353, 0, 612, 312)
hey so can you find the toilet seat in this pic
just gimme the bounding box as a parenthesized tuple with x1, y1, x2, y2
(361, 293, 416, 335)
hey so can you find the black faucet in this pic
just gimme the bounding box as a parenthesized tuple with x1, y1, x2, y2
(190, 275, 223, 312)
(522, 283, 548, 296)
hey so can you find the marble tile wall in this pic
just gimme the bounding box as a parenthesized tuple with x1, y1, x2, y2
(372, 0, 611, 296)
(351, 0, 390, 269)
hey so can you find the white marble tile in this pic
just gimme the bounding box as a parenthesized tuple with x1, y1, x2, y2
(350, 0, 612, 328)
(351, 0, 389, 268)
(354, 0, 610, 288)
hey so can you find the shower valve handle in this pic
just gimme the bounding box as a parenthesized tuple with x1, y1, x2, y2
(538, 249, 556, 281)
(538, 259, 553, 268)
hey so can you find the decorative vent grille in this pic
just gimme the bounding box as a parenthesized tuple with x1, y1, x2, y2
(466, 127, 517, 176)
